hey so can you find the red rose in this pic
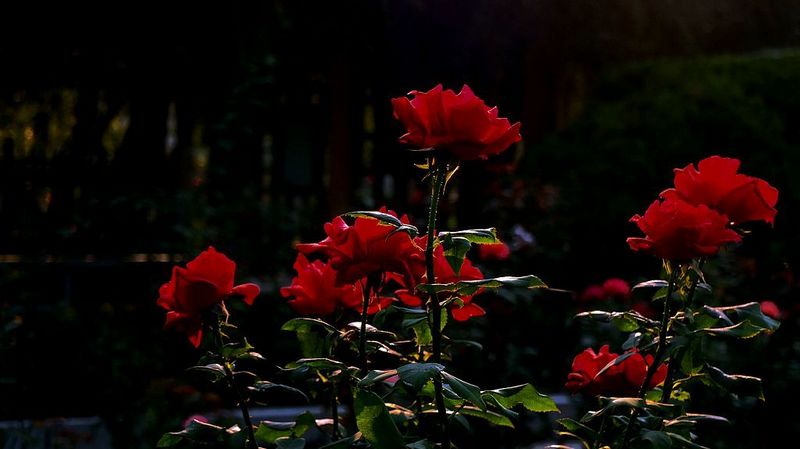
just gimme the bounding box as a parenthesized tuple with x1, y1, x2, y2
(280, 254, 361, 316)
(297, 207, 425, 285)
(157, 247, 260, 347)
(760, 300, 782, 320)
(661, 155, 778, 225)
(566, 345, 668, 397)
(627, 197, 741, 260)
(391, 84, 522, 161)
(391, 237, 486, 321)
(602, 278, 631, 299)
(477, 242, 511, 261)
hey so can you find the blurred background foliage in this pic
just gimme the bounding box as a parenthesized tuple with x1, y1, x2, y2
(1, 1, 799, 448)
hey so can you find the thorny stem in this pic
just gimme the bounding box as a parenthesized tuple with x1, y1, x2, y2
(622, 266, 679, 449)
(212, 319, 258, 449)
(425, 162, 450, 448)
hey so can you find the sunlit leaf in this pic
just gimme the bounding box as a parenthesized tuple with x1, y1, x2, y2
(354, 389, 405, 449)
(482, 383, 559, 413)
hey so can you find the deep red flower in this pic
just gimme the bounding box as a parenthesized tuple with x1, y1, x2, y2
(602, 278, 631, 299)
(661, 155, 778, 225)
(391, 237, 486, 321)
(280, 254, 362, 316)
(760, 300, 782, 320)
(627, 197, 741, 260)
(477, 242, 511, 261)
(391, 84, 522, 161)
(566, 345, 667, 397)
(157, 247, 260, 347)
(297, 208, 425, 285)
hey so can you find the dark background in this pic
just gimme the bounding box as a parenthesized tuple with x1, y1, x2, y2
(2, 2, 799, 448)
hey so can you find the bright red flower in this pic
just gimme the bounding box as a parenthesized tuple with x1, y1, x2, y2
(627, 197, 741, 260)
(661, 155, 778, 225)
(477, 242, 511, 261)
(280, 254, 362, 316)
(297, 208, 425, 285)
(602, 278, 631, 299)
(760, 300, 782, 320)
(391, 84, 522, 161)
(391, 237, 486, 321)
(157, 247, 260, 347)
(566, 345, 667, 397)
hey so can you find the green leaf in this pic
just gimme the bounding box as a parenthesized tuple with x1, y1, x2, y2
(255, 412, 316, 444)
(186, 363, 227, 383)
(287, 358, 347, 372)
(700, 321, 770, 339)
(275, 437, 306, 449)
(282, 318, 338, 358)
(455, 406, 514, 428)
(595, 351, 638, 378)
(354, 389, 405, 449)
(158, 420, 226, 447)
(575, 310, 658, 331)
(641, 430, 672, 449)
(442, 371, 486, 410)
(397, 363, 445, 390)
(437, 228, 499, 244)
(220, 340, 255, 360)
(418, 275, 547, 296)
(704, 365, 764, 400)
(715, 302, 780, 332)
(341, 211, 419, 237)
(482, 383, 559, 413)
(342, 210, 404, 227)
(556, 418, 597, 442)
(633, 280, 669, 289)
(442, 236, 471, 275)
(359, 369, 399, 387)
(405, 439, 435, 449)
(249, 381, 309, 403)
(411, 319, 432, 346)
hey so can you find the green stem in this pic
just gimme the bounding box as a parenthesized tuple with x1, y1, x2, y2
(330, 382, 342, 440)
(661, 261, 703, 403)
(212, 320, 258, 449)
(622, 265, 679, 449)
(425, 163, 449, 448)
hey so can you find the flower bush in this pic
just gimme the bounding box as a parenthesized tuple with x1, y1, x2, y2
(153, 86, 780, 449)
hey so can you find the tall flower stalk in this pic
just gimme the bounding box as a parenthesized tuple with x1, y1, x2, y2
(425, 162, 450, 447)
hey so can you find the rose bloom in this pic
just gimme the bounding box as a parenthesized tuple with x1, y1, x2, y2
(297, 207, 425, 285)
(477, 242, 511, 261)
(661, 155, 778, 225)
(627, 197, 741, 260)
(566, 345, 668, 397)
(281, 254, 362, 316)
(760, 300, 782, 320)
(391, 84, 521, 161)
(157, 247, 260, 347)
(391, 237, 486, 321)
(579, 284, 605, 302)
